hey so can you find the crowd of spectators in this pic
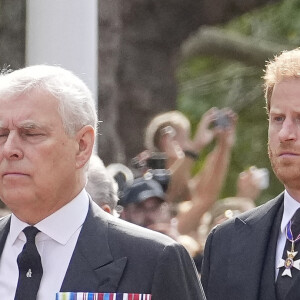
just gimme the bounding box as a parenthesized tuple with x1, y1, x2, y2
(83, 107, 266, 274)
(0, 105, 267, 275)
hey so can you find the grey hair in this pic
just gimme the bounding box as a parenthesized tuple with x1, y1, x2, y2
(0, 65, 98, 136)
(86, 154, 119, 211)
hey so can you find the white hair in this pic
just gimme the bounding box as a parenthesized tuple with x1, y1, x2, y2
(0, 65, 98, 136)
(86, 154, 119, 211)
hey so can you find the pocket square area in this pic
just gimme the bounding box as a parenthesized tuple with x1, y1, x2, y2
(56, 292, 152, 299)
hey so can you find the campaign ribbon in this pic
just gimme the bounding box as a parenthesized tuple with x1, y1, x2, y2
(56, 293, 152, 300)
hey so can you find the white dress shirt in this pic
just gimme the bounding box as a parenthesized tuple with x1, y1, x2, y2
(0, 189, 89, 300)
(275, 190, 300, 279)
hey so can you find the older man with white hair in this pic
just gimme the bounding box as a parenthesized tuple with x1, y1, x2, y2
(0, 65, 205, 300)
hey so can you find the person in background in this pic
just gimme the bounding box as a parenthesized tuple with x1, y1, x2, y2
(85, 154, 119, 215)
(199, 165, 265, 238)
(202, 48, 300, 300)
(178, 166, 263, 274)
(236, 165, 269, 204)
(106, 162, 134, 200)
(135, 108, 237, 257)
(202, 197, 256, 231)
(119, 177, 172, 230)
(119, 176, 202, 261)
(0, 65, 205, 300)
(168, 111, 237, 236)
(144, 108, 237, 205)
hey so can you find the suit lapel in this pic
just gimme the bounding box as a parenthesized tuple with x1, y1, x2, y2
(286, 273, 300, 299)
(228, 194, 284, 299)
(60, 201, 127, 292)
(259, 200, 283, 300)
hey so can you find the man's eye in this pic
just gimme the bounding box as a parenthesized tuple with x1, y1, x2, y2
(23, 132, 45, 138)
(0, 132, 9, 137)
(26, 133, 41, 136)
(273, 116, 284, 122)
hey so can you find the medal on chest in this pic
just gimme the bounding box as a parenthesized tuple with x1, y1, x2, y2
(277, 220, 300, 277)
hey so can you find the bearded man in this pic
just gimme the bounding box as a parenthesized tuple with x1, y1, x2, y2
(202, 48, 300, 300)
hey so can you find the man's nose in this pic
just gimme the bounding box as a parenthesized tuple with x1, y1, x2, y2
(278, 119, 297, 142)
(2, 132, 24, 160)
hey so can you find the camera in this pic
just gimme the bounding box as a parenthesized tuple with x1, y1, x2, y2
(213, 110, 231, 128)
(145, 152, 170, 192)
(131, 152, 171, 192)
(146, 152, 167, 169)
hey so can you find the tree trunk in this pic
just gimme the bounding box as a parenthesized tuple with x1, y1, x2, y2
(98, 0, 281, 165)
(0, 0, 25, 208)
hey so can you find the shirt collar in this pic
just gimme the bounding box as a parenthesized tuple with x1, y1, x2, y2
(9, 189, 89, 246)
(281, 190, 300, 233)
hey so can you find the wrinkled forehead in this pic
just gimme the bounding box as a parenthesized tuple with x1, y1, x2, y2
(0, 88, 61, 127)
(0, 86, 59, 108)
(271, 78, 300, 100)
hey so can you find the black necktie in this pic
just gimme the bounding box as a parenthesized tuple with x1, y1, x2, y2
(14, 226, 43, 300)
(276, 208, 300, 300)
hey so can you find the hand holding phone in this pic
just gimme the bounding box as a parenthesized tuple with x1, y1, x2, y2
(213, 110, 231, 128)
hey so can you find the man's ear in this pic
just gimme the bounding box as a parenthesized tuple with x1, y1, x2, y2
(75, 125, 95, 169)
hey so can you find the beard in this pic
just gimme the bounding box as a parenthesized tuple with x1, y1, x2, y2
(268, 143, 300, 190)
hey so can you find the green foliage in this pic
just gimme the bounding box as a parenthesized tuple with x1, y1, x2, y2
(177, 0, 300, 203)
(228, 0, 300, 45)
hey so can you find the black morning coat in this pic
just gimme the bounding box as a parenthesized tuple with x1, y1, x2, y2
(0, 200, 206, 300)
(201, 193, 300, 300)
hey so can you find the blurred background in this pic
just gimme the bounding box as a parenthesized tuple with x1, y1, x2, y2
(1, 0, 299, 204)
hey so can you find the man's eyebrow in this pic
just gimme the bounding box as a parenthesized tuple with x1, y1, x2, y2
(17, 120, 45, 129)
(20, 122, 38, 128)
(0, 121, 46, 130)
(269, 108, 283, 114)
(18, 122, 45, 130)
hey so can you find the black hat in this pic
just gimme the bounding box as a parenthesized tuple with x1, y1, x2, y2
(119, 177, 165, 206)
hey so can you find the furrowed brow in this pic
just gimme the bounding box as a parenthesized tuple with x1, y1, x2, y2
(18, 121, 44, 130)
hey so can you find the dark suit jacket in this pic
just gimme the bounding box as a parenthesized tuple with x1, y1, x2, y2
(0, 200, 205, 300)
(201, 193, 287, 300)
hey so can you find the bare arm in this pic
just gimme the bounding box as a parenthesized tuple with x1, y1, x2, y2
(165, 108, 218, 203)
(176, 109, 237, 234)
